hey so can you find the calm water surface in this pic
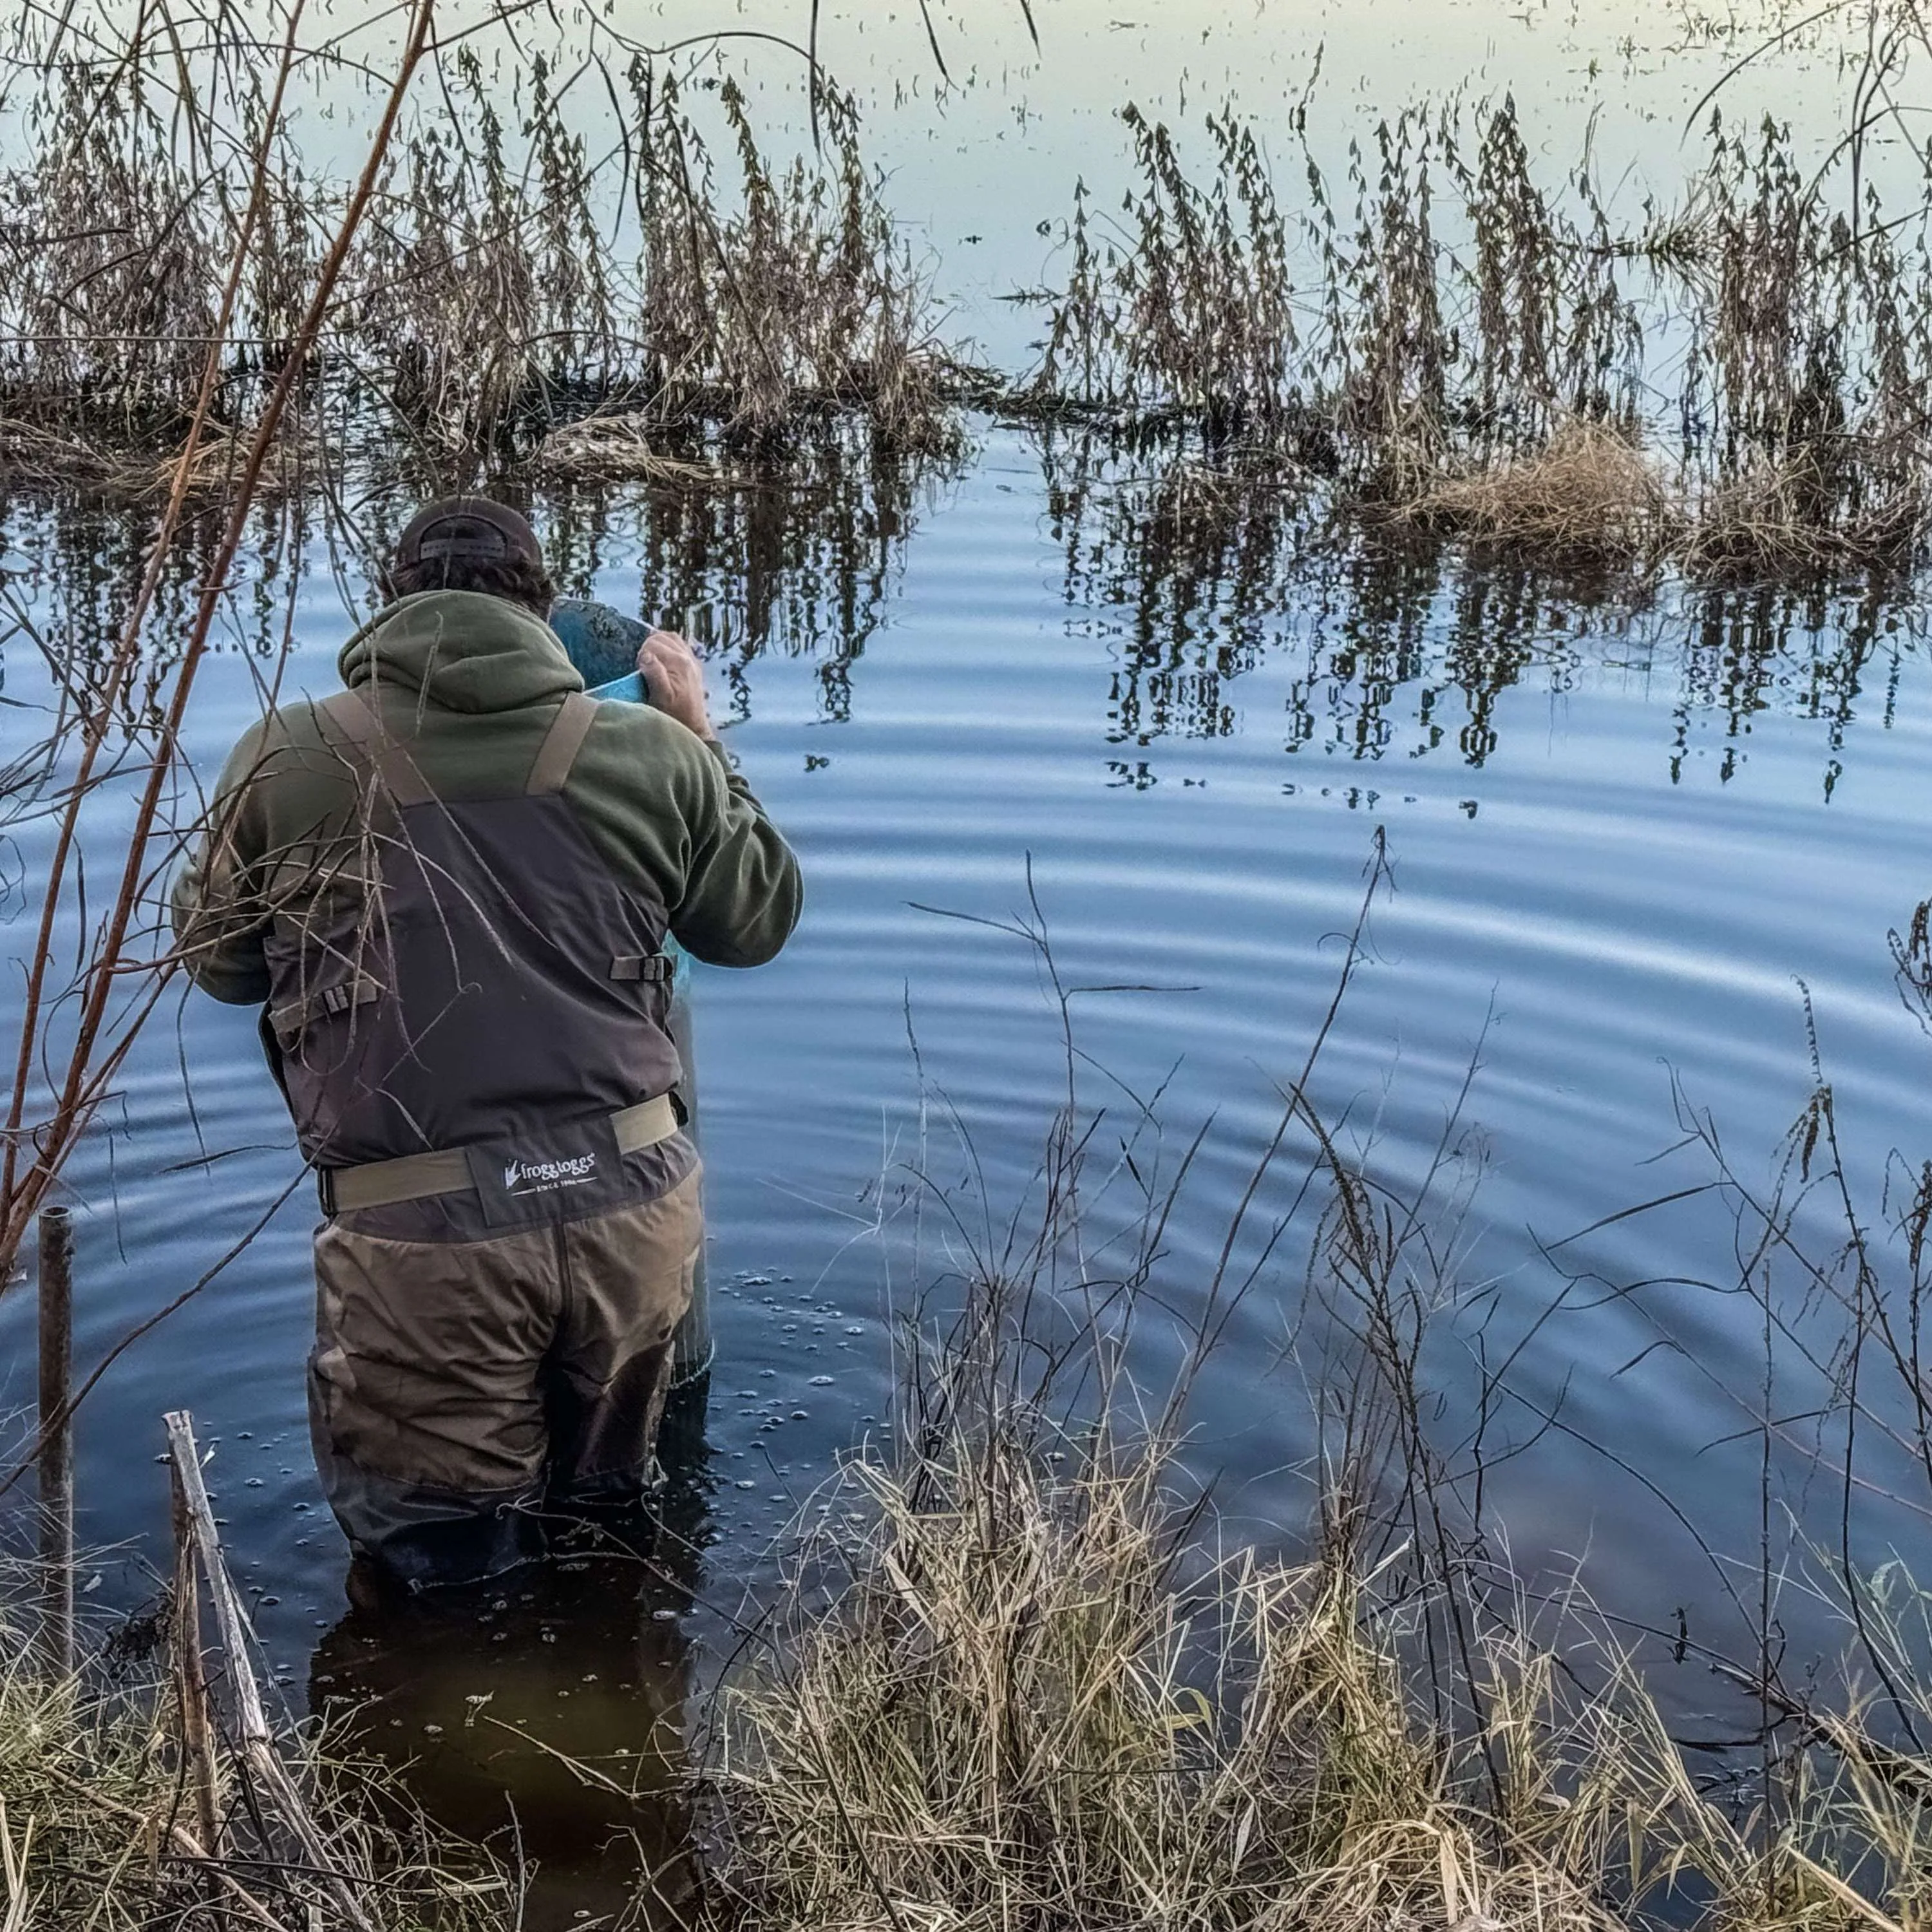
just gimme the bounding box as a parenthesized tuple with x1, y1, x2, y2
(3, 426, 1929, 1915)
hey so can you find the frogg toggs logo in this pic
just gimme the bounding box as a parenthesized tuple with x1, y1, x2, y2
(503, 1151, 600, 1196)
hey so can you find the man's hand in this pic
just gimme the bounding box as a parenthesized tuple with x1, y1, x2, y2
(636, 630, 713, 739)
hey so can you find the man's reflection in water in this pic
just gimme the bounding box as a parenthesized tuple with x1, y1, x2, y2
(308, 1388, 714, 1930)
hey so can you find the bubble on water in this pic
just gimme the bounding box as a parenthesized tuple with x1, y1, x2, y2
(652, 1607, 677, 1622)
(735, 1479, 755, 1489)
(845, 1325, 864, 1336)
(791, 1410, 808, 1421)
(260, 1596, 279, 1607)
(760, 1368, 776, 1378)
(810, 1375, 835, 1386)
(245, 1478, 263, 1488)
(424, 1723, 443, 1735)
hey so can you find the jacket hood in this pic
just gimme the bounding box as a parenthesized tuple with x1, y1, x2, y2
(338, 590, 583, 714)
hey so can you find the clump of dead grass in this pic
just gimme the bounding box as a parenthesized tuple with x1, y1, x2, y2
(708, 1385, 1932, 1932)
(528, 412, 721, 485)
(1409, 419, 1681, 572)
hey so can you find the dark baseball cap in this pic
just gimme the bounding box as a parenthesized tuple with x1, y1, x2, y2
(393, 496, 544, 573)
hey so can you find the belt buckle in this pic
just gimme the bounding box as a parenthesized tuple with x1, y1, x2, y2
(317, 1165, 338, 1216)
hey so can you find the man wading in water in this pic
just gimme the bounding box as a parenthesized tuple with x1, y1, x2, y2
(173, 498, 801, 1590)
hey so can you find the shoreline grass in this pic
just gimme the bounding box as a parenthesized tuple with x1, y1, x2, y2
(706, 1398, 1932, 1932)
(704, 862, 1932, 1932)
(0, 1589, 510, 1928)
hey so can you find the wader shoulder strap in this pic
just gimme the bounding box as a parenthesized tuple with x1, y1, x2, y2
(525, 692, 599, 797)
(314, 687, 435, 807)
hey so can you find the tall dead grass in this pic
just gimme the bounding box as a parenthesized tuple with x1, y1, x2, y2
(705, 857, 1932, 1932)
(1028, 95, 1932, 583)
(0, 36, 960, 489)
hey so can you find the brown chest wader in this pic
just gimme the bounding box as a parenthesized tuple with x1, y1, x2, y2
(279, 688, 703, 1591)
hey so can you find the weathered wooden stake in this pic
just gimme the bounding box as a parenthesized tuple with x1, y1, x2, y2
(170, 1458, 223, 1861)
(37, 1203, 73, 1676)
(166, 1409, 379, 1932)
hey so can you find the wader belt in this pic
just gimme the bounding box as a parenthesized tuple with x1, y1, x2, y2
(322, 1093, 679, 1213)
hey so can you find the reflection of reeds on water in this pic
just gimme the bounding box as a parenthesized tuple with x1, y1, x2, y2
(1047, 430, 1926, 784)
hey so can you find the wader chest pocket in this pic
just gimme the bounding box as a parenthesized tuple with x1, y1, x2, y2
(464, 1114, 632, 1227)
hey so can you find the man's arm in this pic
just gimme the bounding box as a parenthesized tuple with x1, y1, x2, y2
(169, 718, 278, 1005)
(635, 629, 802, 967)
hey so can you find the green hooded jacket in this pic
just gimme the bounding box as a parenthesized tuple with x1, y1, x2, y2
(171, 590, 802, 1006)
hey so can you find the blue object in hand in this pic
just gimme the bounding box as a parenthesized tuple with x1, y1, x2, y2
(549, 598, 652, 703)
